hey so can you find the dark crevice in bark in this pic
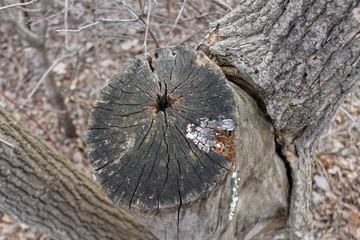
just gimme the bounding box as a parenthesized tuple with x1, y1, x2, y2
(176, 178, 183, 240)
(275, 142, 292, 209)
(148, 55, 155, 72)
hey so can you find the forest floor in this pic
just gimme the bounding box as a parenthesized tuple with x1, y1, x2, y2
(0, 0, 359, 239)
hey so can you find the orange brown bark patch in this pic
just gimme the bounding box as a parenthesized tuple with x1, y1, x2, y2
(212, 130, 235, 168)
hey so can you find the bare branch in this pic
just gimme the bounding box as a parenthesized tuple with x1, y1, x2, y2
(143, 0, 152, 53)
(163, 0, 187, 46)
(16, 6, 41, 12)
(57, 20, 102, 33)
(0, 0, 38, 10)
(56, 17, 140, 33)
(57, 0, 160, 48)
(64, 0, 70, 50)
(209, 0, 233, 11)
(115, 0, 146, 18)
(19, 52, 77, 110)
(116, 0, 159, 47)
(38, 1, 48, 38)
(0, 7, 42, 48)
(30, 10, 65, 27)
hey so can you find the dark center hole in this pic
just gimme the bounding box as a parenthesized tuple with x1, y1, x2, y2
(156, 94, 171, 112)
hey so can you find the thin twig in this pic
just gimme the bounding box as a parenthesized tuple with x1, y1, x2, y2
(56, 0, 160, 48)
(57, 20, 102, 33)
(0, 0, 38, 10)
(314, 157, 328, 179)
(209, 0, 233, 11)
(57, 0, 144, 33)
(64, 0, 70, 50)
(143, 0, 152, 53)
(19, 52, 77, 109)
(56, 17, 143, 33)
(16, 6, 41, 13)
(30, 10, 65, 27)
(118, 0, 160, 48)
(163, 0, 187, 46)
(115, 0, 146, 17)
(0, 137, 15, 148)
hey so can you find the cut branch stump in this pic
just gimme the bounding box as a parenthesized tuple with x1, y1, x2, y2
(87, 45, 289, 239)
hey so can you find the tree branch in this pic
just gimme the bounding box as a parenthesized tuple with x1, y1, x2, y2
(209, 0, 233, 11)
(0, 0, 38, 10)
(0, 106, 157, 240)
(0, 6, 42, 48)
(57, 0, 160, 48)
(18, 52, 77, 110)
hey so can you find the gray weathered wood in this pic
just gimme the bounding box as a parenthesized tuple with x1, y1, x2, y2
(87, 45, 238, 211)
(0, 1, 358, 239)
(87, 46, 289, 239)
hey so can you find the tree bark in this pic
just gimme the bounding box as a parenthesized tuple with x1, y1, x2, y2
(0, 106, 156, 240)
(87, 45, 289, 240)
(0, 1, 358, 239)
(198, 0, 360, 231)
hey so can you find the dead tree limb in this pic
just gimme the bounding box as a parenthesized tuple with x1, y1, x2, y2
(87, 45, 289, 239)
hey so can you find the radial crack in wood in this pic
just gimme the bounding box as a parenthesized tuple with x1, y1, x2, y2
(87, 45, 238, 211)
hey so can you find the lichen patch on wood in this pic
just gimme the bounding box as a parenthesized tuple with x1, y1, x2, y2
(185, 116, 236, 166)
(229, 172, 240, 222)
(87, 45, 238, 211)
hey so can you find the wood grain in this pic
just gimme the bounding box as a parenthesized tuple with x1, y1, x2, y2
(87, 45, 238, 211)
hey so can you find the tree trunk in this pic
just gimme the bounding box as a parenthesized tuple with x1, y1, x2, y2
(86, 45, 289, 240)
(0, 1, 358, 239)
(198, 0, 360, 232)
(0, 106, 156, 240)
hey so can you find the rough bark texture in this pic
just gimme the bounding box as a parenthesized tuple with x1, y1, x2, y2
(0, 106, 156, 240)
(199, 0, 360, 231)
(87, 46, 289, 239)
(0, 1, 358, 239)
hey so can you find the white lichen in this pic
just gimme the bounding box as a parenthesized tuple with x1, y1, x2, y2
(185, 116, 235, 153)
(229, 171, 240, 221)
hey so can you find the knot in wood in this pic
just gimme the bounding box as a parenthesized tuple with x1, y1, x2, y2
(87, 45, 237, 210)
